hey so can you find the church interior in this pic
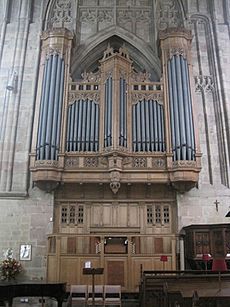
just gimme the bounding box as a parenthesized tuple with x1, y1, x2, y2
(0, 0, 230, 306)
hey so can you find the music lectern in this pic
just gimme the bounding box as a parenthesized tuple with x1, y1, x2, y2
(83, 267, 104, 306)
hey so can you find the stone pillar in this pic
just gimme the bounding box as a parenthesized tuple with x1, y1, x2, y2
(0, 0, 32, 192)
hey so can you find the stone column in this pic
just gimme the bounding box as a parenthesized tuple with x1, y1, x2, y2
(0, 0, 32, 192)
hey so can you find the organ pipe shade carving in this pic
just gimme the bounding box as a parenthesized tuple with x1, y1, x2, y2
(104, 76, 113, 147)
(36, 54, 64, 160)
(132, 99, 165, 152)
(119, 78, 127, 147)
(66, 99, 99, 152)
(168, 55, 195, 161)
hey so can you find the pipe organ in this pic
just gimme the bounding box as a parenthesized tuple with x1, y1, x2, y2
(168, 55, 195, 161)
(36, 53, 65, 160)
(30, 28, 201, 193)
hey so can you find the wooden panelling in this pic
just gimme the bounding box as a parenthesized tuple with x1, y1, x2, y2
(60, 258, 79, 284)
(154, 237, 163, 254)
(47, 256, 58, 282)
(106, 260, 125, 286)
(67, 237, 76, 254)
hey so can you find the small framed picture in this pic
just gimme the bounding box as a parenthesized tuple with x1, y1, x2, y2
(20, 244, 32, 261)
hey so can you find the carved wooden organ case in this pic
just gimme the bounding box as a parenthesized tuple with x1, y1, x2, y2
(30, 28, 201, 193)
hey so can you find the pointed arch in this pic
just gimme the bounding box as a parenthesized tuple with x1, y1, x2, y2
(71, 26, 161, 81)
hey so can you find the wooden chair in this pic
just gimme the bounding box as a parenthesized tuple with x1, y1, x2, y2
(68, 285, 88, 306)
(104, 285, 121, 306)
(87, 285, 104, 306)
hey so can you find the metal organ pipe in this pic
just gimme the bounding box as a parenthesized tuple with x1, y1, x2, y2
(168, 55, 195, 161)
(132, 100, 165, 152)
(140, 100, 146, 151)
(36, 58, 48, 160)
(55, 59, 64, 159)
(51, 55, 62, 159)
(168, 61, 176, 160)
(176, 56, 187, 160)
(132, 106, 137, 151)
(136, 102, 141, 151)
(39, 55, 52, 160)
(66, 106, 71, 152)
(181, 57, 192, 160)
(157, 104, 162, 152)
(90, 102, 96, 151)
(46, 54, 58, 159)
(171, 56, 181, 160)
(149, 100, 154, 151)
(66, 99, 99, 152)
(184, 59, 195, 160)
(77, 100, 83, 151)
(36, 54, 65, 160)
(95, 105, 99, 151)
(145, 100, 150, 151)
(153, 101, 158, 151)
(104, 77, 112, 147)
(119, 78, 127, 147)
(81, 100, 87, 151)
(73, 101, 79, 152)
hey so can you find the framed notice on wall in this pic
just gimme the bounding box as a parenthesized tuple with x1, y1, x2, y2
(20, 244, 32, 261)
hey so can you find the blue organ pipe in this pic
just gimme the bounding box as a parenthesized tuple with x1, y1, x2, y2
(123, 80, 127, 147)
(81, 100, 87, 151)
(136, 102, 141, 151)
(90, 102, 96, 151)
(181, 57, 192, 160)
(95, 104, 99, 151)
(108, 77, 112, 146)
(122, 79, 127, 147)
(51, 55, 62, 159)
(171, 56, 181, 160)
(176, 56, 187, 160)
(157, 104, 162, 152)
(104, 79, 108, 147)
(73, 101, 79, 151)
(45, 54, 58, 159)
(145, 100, 150, 151)
(77, 100, 83, 151)
(153, 101, 158, 151)
(86, 100, 91, 151)
(36, 58, 48, 159)
(168, 61, 176, 160)
(161, 107, 165, 151)
(132, 106, 137, 151)
(40, 55, 52, 159)
(66, 106, 71, 151)
(70, 104, 75, 151)
(55, 59, 64, 160)
(184, 60, 195, 160)
(119, 78, 124, 146)
(149, 100, 154, 151)
(141, 101, 146, 150)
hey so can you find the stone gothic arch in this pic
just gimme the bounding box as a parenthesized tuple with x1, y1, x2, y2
(71, 27, 161, 81)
